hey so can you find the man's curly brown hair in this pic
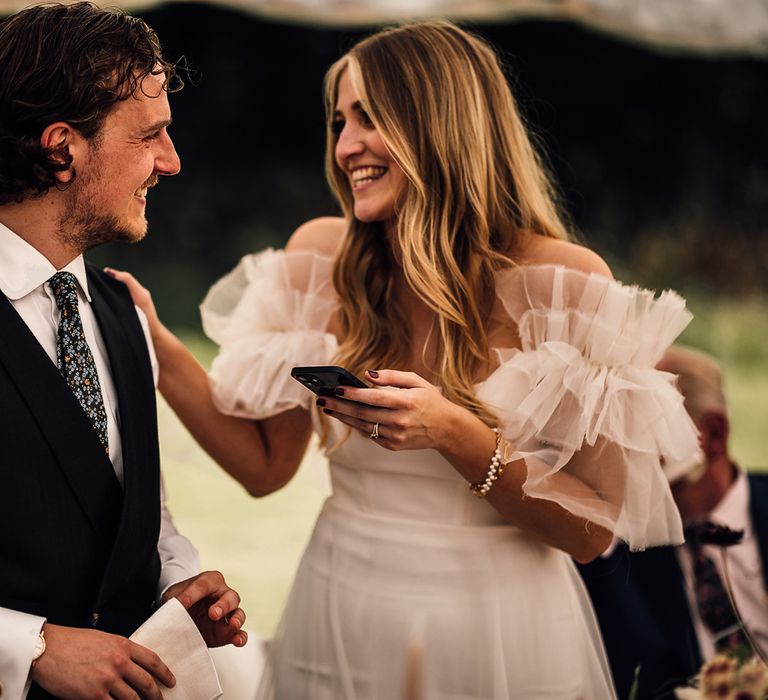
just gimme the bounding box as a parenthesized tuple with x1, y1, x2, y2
(0, 2, 183, 205)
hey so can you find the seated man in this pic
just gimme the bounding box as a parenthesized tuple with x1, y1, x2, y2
(579, 345, 768, 700)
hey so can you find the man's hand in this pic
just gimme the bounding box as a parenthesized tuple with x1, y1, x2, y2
(31, 623, 175, 700)
(161, 570, 247, 648)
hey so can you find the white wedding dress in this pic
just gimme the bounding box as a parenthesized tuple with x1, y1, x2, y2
(200, 249, 700, 700)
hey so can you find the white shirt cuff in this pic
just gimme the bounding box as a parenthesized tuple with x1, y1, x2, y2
(0, 608, 45, 700)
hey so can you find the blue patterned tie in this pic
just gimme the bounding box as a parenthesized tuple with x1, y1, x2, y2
(685, 522, 750, 653)
(49, 271, 109, 454)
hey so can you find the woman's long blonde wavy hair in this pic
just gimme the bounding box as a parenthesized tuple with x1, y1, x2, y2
(325, 20, 571, 427)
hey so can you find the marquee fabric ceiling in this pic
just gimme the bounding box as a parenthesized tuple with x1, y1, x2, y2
(1, 0, 767, 56)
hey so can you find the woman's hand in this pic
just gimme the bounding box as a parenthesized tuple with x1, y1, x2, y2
(317, 369, 465, 451)
(104, 267, 161, 333)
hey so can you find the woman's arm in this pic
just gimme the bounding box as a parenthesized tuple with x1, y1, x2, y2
(106, 269, 311, 497)
(433, 400, 614, 564)
(106, 218, 345, 495)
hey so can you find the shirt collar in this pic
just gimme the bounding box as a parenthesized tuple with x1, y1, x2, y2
(0, 221, 92, 302)
(709, 466, 751, 538)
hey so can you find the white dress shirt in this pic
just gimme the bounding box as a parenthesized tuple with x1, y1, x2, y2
(0, 222, 200, 700)
(677, 469, 768, 660)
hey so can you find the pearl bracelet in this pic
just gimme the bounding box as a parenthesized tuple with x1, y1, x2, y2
(469, 428, 504, 498)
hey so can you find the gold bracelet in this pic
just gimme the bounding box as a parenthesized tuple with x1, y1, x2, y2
(469, 428, 504, 498)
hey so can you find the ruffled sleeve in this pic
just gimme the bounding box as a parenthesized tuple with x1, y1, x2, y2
(200, 248, 339, 419)
(476, 265, 699, 550)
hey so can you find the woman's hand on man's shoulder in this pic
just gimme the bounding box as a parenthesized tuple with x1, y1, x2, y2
(285, 216, 346, 256)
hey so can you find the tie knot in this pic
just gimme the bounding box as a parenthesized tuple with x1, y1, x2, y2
(49, 271, 79, 310)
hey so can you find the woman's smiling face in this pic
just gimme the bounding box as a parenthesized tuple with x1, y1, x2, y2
(332, 70, 407, 225)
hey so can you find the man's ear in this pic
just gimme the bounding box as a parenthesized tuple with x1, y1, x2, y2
(698, 411, 729, 462)
(40, 122, 81, 184)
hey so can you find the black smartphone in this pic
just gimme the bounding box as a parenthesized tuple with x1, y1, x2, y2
(291, 365, 368, 397)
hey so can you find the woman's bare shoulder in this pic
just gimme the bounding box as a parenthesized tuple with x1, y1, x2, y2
(285, 217, 346, 257)
(518, 234, 613, 279)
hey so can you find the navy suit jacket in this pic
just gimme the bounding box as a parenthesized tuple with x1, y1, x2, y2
(578, 474, 768, 700)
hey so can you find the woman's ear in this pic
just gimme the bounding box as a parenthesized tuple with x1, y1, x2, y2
(40, 122, 78, 184)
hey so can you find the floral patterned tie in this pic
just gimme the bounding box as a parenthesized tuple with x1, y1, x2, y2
(685, 522, 750, 653)
(49, 271, 109, 454)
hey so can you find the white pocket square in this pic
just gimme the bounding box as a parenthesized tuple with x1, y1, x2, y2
(130, 597, 222, 700)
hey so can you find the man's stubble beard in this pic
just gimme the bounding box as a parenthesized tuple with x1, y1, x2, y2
(57, 160, 147, 254)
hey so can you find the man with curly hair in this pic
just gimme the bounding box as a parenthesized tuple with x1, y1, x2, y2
(0, 4, 247, 699)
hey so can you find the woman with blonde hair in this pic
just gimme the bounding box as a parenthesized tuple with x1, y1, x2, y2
(114, 19, 699, 699)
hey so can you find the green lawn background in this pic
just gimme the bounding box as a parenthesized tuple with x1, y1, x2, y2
(160, 296, 768, 638)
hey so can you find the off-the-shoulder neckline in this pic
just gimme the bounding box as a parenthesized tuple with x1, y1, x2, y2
(276, 247, 616, 281)
(276, 248, 618, 282)
(267, 248, 687, 303)
(495, 262, 615, 282)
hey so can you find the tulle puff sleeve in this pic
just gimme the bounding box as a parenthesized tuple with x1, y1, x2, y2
(200, 248, 339, 419)
(476, 265, 700, 550)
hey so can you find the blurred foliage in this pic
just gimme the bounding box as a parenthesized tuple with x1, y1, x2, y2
(630, 222, 768, 295)
(680, 294, 768, 369)
(677, 294, 768, 468)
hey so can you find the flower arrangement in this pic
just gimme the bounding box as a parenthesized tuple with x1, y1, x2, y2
(675, 655, 768, 699)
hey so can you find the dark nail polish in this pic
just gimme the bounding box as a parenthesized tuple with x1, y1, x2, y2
(323, 408, 332, 415)
(316, 398, 326, 407)
(334, 387, 345, 396)
(368, 370, 379, 378)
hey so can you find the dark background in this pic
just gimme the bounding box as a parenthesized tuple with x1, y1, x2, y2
(73, 3, 768, 327)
